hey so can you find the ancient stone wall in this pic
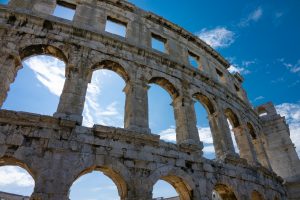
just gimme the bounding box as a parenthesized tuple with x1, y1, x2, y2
(0, 191, 29, 200)
(0, 0, 298, 199)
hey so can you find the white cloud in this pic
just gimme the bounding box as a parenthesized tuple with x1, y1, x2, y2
(24, 56, 65, 96)
(82, 70, 123, 127)
(25, 56, 124, 128)
(228, 65, 250, 75)
(197, 27, 235, 49)
(278, 58, 300, 74)
(239, 7, 263, 27)
(0, 166, 34, 187)
(158, 126, 216, 156)
(276, 103, 300, 156)
(227, 59, 255, 75)
(284, 60, 300, 73)
(254, 96, 265, 101)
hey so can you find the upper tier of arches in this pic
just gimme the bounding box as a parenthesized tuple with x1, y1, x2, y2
(0, 1, 270, 167)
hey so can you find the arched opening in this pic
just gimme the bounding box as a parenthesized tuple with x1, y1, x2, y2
(69, 167, 127, 200)
(148, 77, 178, 142)
(212, 184, 237, 200)
(153, 176, 192, 200)
(247, 123, 257, 140)
(225, 108, 241, 154)
(2, 46, 66, 115)
(193, 93, 216, 159)
(0, 158, 35, 198)
(252, 191, 264, 200)
(83, 60, 128, 127)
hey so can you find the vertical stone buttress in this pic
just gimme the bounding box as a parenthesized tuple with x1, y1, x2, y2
(252, 136, 272, 169)
(54, 62, 89, 124)
(232, 123, 258, 165)
(207, 111, 237, 159)
(173, 95, 203, 148)
(257, 102, 300, 200)
(124, 79, 151, 134)
(0, 54, 21, 108)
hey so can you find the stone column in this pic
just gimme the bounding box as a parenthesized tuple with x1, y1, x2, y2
(232, 125, 258, 165)
(54, 67, 88, 124)
(124, 80, 150, 134)
(172, 96, 202, 148)
(253, 137, 272, 169)
(207, 111, 237, 159)
(0, 54, 21, 108)
(126, 186, 152, 200)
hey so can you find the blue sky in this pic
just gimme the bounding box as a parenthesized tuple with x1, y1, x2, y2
(0, 0, 300, 199)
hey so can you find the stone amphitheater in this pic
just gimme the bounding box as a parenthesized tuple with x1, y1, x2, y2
(0, 0, 299, 200)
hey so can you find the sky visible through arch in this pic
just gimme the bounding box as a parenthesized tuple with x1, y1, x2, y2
(0, 0, 300, 199)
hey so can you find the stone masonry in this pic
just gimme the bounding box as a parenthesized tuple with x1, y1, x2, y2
(0, 192, 29, 200)
(0, 0, 299, 199)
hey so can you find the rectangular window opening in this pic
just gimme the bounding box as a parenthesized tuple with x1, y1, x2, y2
(234, 84, 240, 92)
(151, 33, 166, 53)
(216, 68, 223, 77)
(53, 1, 76, 21)
(0, 0, 9, 5)
(105, 17, 127, 38)
(188, 51, 200, 68)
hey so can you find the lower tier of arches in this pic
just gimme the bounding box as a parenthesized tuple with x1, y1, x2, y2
(0, 110, 286, 200)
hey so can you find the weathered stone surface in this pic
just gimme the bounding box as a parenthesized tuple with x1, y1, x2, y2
(0, 0, 298, 199)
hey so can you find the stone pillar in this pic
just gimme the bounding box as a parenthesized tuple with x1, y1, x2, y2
(124, 80, 150, 134)
(232, 125, 258, 165)
(54, 67, 88, 124)
(252, 137, 272, 169)
(172, 96, 202, 148)
(0, 54, 21, 108)
(207, 111, 237, 159)
(127, 189, 152, 200)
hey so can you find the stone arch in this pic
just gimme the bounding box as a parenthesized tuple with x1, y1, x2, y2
(0, 156, 36, 180)
(148, 166, 196, 200)
(0, 43, 68, 108)
(224, 108, 240, 128)
(212, 183, 237, 200)
(19, 44, 68, 64)
(251, 190, 265, 200)
(247, 122, 257, 139)
(90, 59, 130, 82)
(69, 165, 128, 200)
(0, 156, 36, 197)
(193, 92, 215, 115)
(148, 77, 179, 99)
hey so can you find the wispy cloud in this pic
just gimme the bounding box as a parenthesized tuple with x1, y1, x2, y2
(277, 58, 300, 74)
(238, 7, 263, 27)
(197, 27, 235, 49)
(228, 65, 250, 75)
(82, 70, 123, 127)
(276, 103, 300, 156)
(227, 57, 255, 75)
(254, 96, 265, 101)
(158, 126, 216, 158)
(284, 61, 300, 73)
(0, 166, 34, 187)
(24, 56, 65, 96)
(25, 56, 124, 128)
